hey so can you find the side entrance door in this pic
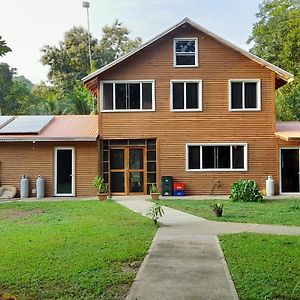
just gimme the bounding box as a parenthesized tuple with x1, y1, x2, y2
(110, 147, 145, 195)
(281, 148, 300, 193)
(54, 147, 75, 196)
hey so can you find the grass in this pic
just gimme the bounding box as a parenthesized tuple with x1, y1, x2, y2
(158, 199, 300, 226)
(219, 233, 300, 300)
(0, 200, 157, 300)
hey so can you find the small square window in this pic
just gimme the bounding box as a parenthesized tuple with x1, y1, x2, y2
(171, 81, 202, 111)
(174, 38, 198, 67)
(230, 80, 260, 111)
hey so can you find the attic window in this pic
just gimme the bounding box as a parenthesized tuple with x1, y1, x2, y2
(174, 38, 198, 67)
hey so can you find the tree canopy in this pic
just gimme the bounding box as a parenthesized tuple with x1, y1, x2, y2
(41, 20, 141, 94)
(0, 36, 11, 57)
(0, 20, 141, 116)
(248, 0, 300, 120)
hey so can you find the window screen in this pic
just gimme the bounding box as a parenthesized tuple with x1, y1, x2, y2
(188, 146, 200, 169)
(175, 39, 197, 66)
(231, 82, 243, 109)
(173, 83, 184, 109)
(245, 82, 257, 108)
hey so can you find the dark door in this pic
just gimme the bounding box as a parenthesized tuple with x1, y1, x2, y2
(281, 149, 299, 193)
(110, 149, 125, 193)
(55, 148, 74, 195)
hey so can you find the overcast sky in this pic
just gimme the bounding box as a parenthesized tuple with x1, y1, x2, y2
(0, 0, 262, 84)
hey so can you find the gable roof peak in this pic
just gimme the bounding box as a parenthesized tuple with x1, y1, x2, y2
(82, 17, 293, 87)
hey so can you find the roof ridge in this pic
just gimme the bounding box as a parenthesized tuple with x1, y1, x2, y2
(82, 17, 294, 84)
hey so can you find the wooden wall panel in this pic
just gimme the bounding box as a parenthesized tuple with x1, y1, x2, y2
(95, 24, 281, 195)
(0, 141, 98, 197)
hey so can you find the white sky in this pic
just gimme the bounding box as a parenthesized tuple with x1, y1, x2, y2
(0, 0, 262, 84)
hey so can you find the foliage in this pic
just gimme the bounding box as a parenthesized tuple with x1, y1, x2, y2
(247, 0, 300, 120)
(149, 183, 159, 193)
(0, 36, 11, 57)
(0, 201, 156, 299)
(220, 233, 300, 299)
(158, 199, 300, 226)
(212, 202, 223, 211)
(147, 203, 164, 224)
(229, 180, 263, 202)
(93, 176, 108, 194)
(41, 20, 141, 93)
(0, 63, 16, 114)
(63, 81, 96, 114)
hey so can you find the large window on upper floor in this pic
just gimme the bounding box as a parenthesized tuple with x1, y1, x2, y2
(174, 38, 198, 67)
(171, 80, 202, 111)
(186, 143, 247, 171)
(229, 80, 261, 111)
(100, 81, 155, 112)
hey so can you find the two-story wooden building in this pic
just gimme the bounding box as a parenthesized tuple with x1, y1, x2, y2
(83, 17, 296, 196)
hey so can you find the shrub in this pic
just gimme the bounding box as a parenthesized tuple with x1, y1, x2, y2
(229, 179, 263, 202)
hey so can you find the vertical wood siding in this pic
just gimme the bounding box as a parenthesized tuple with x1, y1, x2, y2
(0, 141, 98, 197)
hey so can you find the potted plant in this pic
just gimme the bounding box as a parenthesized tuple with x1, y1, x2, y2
(212, 202, 223, 217)
(93, 176, 109, 201)
(150, 184, 160, 201)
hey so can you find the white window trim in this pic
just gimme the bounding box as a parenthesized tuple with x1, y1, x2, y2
(170, 80, 202, 112)
(186, 143, 248, 172)
(228, 79, 261, 111)
(100, 80, 155, 112)
(173, 37, 198, 68)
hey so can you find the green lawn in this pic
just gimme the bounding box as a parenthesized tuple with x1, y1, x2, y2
(220, 233, 300, 300)
(0, 200, 157, 300)
(158, 199, 300, 226)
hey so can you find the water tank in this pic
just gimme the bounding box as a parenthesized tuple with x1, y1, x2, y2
(266, 176, 274, 197)
(36, 175, 45, 198)
(20, 175, 29, 198)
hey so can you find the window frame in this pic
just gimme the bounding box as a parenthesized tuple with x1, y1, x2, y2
(186, 143, 248, 172)
(173, 38, 199, 68)
(228, 79, 261, 111)
(170, 80, 202, 112)
(100, 80, 155, 112)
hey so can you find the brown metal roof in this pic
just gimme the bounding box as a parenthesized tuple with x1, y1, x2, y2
(0, 115, 98, 142)
(275, 122, 300, 141)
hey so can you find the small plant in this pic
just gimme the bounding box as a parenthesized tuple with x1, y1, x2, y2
(149, 184, 159, 193)
(149, 184, 160, 200)
(212, 202, 224, 217)
(230, 179, 263, 202)
(147, 203, 164, 224)
(93, 176, 108, 200)
(290, 200, 300, 210)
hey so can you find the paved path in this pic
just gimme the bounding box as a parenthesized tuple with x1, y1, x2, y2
(114, 197, 300, 300)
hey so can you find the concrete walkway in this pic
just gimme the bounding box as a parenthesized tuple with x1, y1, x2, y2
(114, 196, 300, 300)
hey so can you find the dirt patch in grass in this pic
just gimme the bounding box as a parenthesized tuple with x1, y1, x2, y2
(0, 208, 46, 220)
(122, 260, 142, 275)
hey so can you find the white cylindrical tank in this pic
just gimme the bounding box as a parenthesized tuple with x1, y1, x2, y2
(20, 175, 29, 198)
(36, 175, 45, 198)
(266, 176, 274, 197)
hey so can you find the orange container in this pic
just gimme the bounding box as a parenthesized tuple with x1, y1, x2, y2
(173, 182, 185, 191)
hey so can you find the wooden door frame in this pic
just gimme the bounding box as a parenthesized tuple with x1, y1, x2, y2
(110, 146, 146, 195)
(54, 147, 75, 197)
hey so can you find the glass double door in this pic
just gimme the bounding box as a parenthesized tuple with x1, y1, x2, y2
(110, 147, 145, 194)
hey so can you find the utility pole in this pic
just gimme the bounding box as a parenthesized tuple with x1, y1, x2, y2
(82, 1, 92, 73)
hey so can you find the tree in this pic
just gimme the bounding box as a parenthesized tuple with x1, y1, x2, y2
(63, 81, 95, 115)
(41, 20, 142, 93)
(247, 0, 300, 120)
(0, 36, 11, 57)
(0, 63, 16, 114)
